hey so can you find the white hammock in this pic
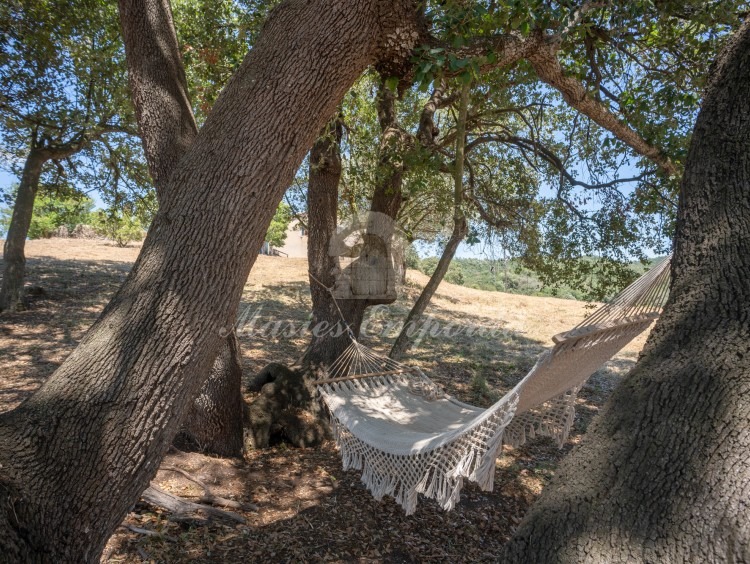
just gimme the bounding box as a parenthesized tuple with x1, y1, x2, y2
(314, 257, 671, 514)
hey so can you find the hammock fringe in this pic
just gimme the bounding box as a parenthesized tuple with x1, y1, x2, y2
(316, 256, 672, 514)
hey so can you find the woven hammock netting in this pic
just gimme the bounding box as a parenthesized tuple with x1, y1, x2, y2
(314, 257, 672, 514)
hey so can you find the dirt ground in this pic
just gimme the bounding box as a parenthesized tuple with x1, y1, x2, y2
(0, 238, 650, 563)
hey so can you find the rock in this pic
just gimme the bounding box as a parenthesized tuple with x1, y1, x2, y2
(52, 225, 69, 238)
(245, 363, 330, 449)
(70, 224, 99, 239)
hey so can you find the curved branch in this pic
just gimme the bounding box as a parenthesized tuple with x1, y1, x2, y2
(433, 32, 546, 77)
(527, 38, 678, 177)
(466, 132, 655, 191)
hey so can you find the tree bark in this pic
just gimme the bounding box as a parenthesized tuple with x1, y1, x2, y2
(504, 19, 750, 563)
(117, 0, 197, 203)
(0, 149, 45, 313)
(175, 330, 245, 457)
(302, 118, 364, 368)
(0, 1, 422, 560)
(390, 81, 470, 360)
(118, 0, 243, 457)
(302, 80, 406, 368)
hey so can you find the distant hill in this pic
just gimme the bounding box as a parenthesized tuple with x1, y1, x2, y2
(412, 256, 665, 301)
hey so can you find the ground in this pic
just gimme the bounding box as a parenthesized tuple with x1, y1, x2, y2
(0, 239, 649, 563)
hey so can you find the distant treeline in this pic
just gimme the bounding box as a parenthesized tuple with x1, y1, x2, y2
(409, 255, 662, 302)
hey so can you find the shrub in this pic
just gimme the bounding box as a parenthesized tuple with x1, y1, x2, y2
(265, 202, 292, 248)
(92, 210, 146, 247)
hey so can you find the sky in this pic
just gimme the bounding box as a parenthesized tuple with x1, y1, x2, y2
(0, 169, 14, 189)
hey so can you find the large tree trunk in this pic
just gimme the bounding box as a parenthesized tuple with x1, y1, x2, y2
(0, 2, 421, 560)
(0, 149, 45, 313)
(118, 0, 243, 457)
(303, 81, 405, 368)
(503, 20, 750, 563)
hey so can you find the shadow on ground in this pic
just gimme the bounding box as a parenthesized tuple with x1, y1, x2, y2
(0, 253, 639, 562)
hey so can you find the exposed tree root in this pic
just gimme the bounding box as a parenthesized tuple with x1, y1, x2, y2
(140, 485, 247, 525)
(160, 465, 258, 511)
(123, 524, 178, 543)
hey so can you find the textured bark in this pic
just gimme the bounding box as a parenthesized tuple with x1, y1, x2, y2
(0, 1, 421, 560)
(303, 82, 405, 368)
(302, 118, 364, 367)
(370, 85, 405, 218)
(119, 0, 244, 457)
(117, 0, 198, 202)
(504, 20, 750, 563)
(0, 149, 45, 313)
(174, 331, 244, 457)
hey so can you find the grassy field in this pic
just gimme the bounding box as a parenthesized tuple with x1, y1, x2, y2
(0, 238, 652, 563)
(415, 255, 661, 301)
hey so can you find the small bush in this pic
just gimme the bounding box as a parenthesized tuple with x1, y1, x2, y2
(92, 210, 145, 247)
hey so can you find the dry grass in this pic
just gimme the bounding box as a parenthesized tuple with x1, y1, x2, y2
(0, 238, 651, 563)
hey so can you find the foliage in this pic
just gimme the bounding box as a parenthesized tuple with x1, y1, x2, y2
(0, 0, 154, 218)
(265, 202, 292, 248)
(404, 244, 421, 270)
(329, 1, 744, 297)
(413, 254, 662, 301)
(171, 0, 279, 123)
(0, 185, 95, 238)
(0, 0, 263, 233)
(91, 208, 146, 247)
(28, 193, 94, 239)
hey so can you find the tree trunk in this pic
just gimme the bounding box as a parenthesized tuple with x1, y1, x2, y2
(0, 1, 422, 560)
(116, 0, 197, 205)
(390, 215, 466, 359)
(390, 81, 470, 360)
(303, 80, 406, 368)
(503, 20, 750, 563)
(370, 84, 405, 218)
(303, 118, 364, 368)
(175, 330, 245, 457)
(118, 0, 243, 457)
(0, 148, 46, 313)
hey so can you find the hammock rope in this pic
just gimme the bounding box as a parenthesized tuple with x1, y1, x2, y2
(310, 257, 672, 514)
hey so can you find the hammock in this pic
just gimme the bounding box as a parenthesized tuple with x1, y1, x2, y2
(314, 257, 671, 514)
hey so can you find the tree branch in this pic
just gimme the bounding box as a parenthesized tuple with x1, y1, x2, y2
(526, 37, 678, 177)
(434, 32, 546, 77)
(466, 132, 655, 191)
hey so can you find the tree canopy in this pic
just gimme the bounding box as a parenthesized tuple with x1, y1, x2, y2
(0, 1, 748, 561)
(314, 0, 744, 296)
(0, 0, 152, 212)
